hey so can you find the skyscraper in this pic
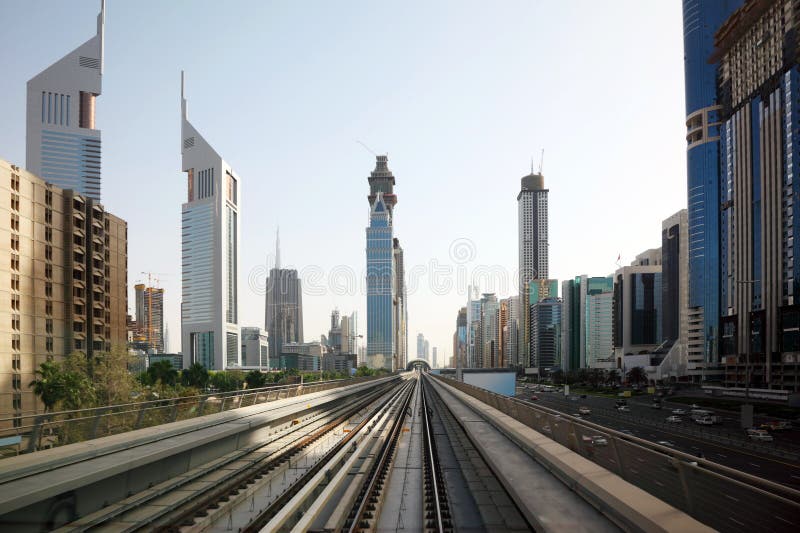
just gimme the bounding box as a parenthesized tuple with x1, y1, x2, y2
(135, 283, 165, 354)
(518, 170, 549, 366)
(562, 275, 614, 370)
(180, 72, 241, 370)
(530, 298, 562, 375)
(265, 230, 304, 362)
(715, 0, 800, 391)
(613, 250, 663, 363)
(366, 156, 398, 370)
(682, 0, 743, 374)
(393, 237, 408, 370)
(26, 1, 105, 201)
(416, 333, 425, 359)
(432, 347, 438, 369)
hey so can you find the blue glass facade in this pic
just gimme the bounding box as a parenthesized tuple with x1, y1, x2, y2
(683, 0, 742, 364)
(366, 195, 395, 368)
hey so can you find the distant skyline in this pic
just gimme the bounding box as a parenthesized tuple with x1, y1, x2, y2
(0, 1, 687, 359)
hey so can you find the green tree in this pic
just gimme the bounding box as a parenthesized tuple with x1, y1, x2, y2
(355, 366, 374, 377)
(551, 369, 565, 385)
(147, 360, 178, 387)
(92, 346, 137, 406)
(182, 363, 210, 389)
(244, 369, 267, 389)
(607, 369, 620, 385)
(29, 361, 64, 412)
(626, 366, 647, 386)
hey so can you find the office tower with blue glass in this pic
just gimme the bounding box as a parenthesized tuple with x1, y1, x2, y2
(715, 0, 800, 391)
(180, 72, 241, 370)
(26, 1, 106, 201)
(682, 0, 742, 380)
(366, 156, 399, 370)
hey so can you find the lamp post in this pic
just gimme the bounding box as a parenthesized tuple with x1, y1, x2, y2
(736, 279, 758, 428)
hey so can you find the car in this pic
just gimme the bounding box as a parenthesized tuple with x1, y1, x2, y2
(580, 394, 587, 399)
(666, 416, 682, 423)
(695, 417, 714, 425)
(657, 440, 676, 447)
(571, 414, 583, 419)
(531, 395, 539, 401)
(620, 429, 635, 436)
(569, 396, 579, 401)
(617, 405, 630, 412)
(690, 403, 701, 409)
(650, 403, 662, 409)
(578, 407, 591, 415)
(671, 409, 687, 415)
(591, 436, 608, 446)
(749, 432, 774, 442)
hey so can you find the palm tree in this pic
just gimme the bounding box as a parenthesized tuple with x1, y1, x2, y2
(147, 360, 178, 387)
(29, 361, 64, 412)
(182, 363, 209, 389)
(607, 369, 620, 386)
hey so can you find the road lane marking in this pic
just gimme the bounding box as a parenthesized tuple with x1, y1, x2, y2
(725, 494, 739, 502)
(749, 463, 760, 468)
(717, 453, 727, 458)
(776, 516, 794, 525)
(791, 475, 800, 480)
(730, 517, 745, 526)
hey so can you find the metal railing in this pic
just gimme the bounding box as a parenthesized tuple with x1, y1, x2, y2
(0, 377, 377, 456)
(435, 375, 800, 533)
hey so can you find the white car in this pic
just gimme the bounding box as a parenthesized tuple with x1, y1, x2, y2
(579, 407, 591, 415)
(617, 405, 630, 412)
(591, 436, 608, 446)
(666, 416, 682, 423)
(749, 432, 774, 442)
(657, 440, 676, 447)
(672, 409, 687, 415)
(695, 417, 714, 425)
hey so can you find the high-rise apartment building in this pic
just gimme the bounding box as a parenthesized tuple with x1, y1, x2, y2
(454, 307, 467, 370)
(683, 0, 743, 375)
(465, 287, 481, 368)
(479, 293, 499, 368)
(134, 283, 164, 353)
(518, 170, 549, 365)
(26, 2, 105, 201)
(1, 159, 127, 419)
(661, 209, 694, 381)
(432, 347, 438, 369)
(366, 156, 399, 370)
(416, 333, 425, 360)
(265, 230, 304, 362)
(180, 72, 241, 370)
(714, 0, 800, 391)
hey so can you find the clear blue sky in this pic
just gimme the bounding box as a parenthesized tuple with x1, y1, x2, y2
(0, 1, 686, 361)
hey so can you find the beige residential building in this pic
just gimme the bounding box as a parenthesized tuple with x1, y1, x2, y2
(0, 159, 127, 423)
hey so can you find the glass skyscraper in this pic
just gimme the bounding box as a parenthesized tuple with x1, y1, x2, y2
(682, 0, 742, 370)
(180, 72, 241, 370)
(366, 156, 398, 370)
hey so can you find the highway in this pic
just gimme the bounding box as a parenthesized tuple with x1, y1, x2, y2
(518, 387, 800, 490)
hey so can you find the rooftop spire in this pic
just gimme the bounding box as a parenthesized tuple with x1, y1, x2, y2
(181, 70, 187, 120)
(98, 0, 105, 74)
(275, 226, 281, 270)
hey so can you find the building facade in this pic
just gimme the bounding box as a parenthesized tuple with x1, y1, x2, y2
(613, 250, 663, 363)
(265, 230, 304, 362)
(240, 327, 268, 368)
(180, 72, 241, 371)
(393, 238, 408, 370)
(1, 159, 127, 420)
(366, 155, 399, 371)
(530, 297, 562, 375)
(715, 0, 800, 391)
(562, 275, 614, 371)
(683, 0, 744, 377)
(26, 2, 105, 201)
(134, 283, 164, 354)
(518, 171, 549, 366)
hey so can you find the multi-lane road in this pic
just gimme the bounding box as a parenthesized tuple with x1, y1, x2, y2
(516, 387, 800, 489)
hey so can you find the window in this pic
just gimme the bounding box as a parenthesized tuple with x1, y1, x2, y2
(10, 174, 19, 192)
(11, 235, 19, 251)
(45, 282, 53, 298)
(46, 337, 53, 352)
(45, 227, 52, 242)
(45, 208, 52, 224)
(12, 334, 20, 351)
(48, 92, 51, 123)
(12, 354, 20, 370)
(45, 245, 52, 261)
(12, 374, 21, 390)
(11, 213, 19, 231)
(41, 92, 45, 123)
(46, 301, 53, 315)
(11, 294, 19, 310)
(66, 95, 70, 126)
(12, 314, 20, 330)
(12, 394, 21, 410)
(11, 193, 19, 211)
(45, 264, 52, 279)
(46, 318, 53, 334)
(11, 254, 19, 271)
(11, 274, 19, 291)
(45, 189, 52, 206)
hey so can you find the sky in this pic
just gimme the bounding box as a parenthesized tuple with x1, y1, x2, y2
(0, 0, 687, 363)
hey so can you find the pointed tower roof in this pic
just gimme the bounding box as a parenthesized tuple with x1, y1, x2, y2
(367, 155, 397, 212)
